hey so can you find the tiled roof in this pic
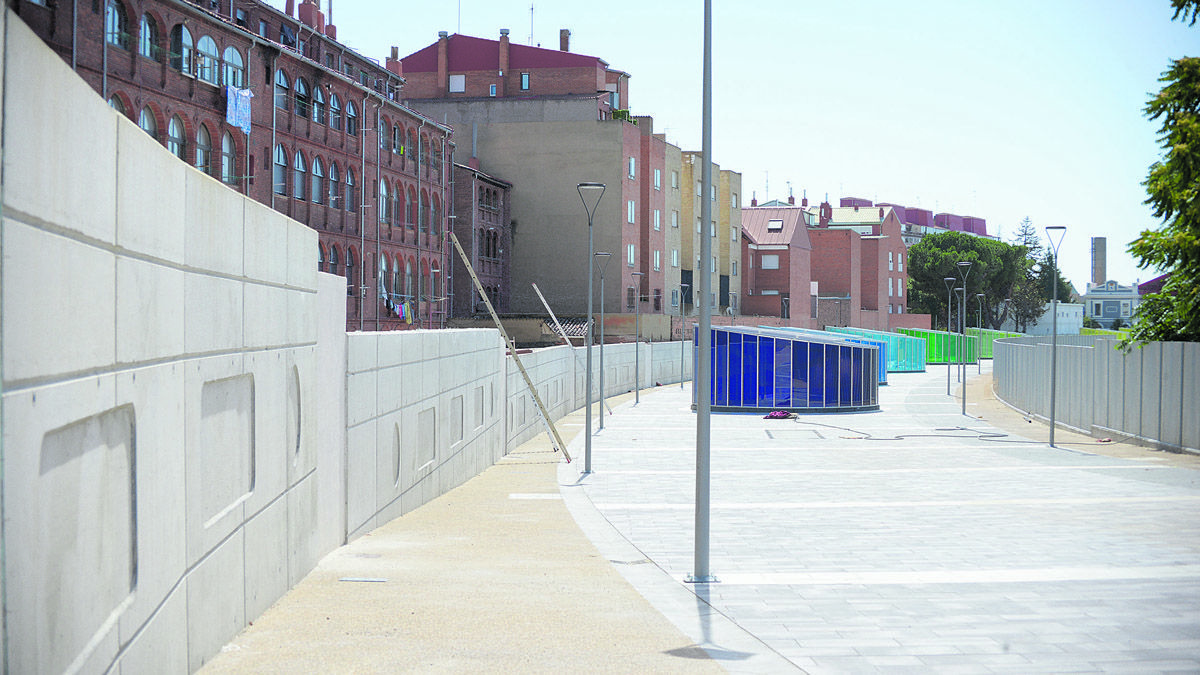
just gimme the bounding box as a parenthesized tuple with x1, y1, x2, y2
(401, 34, 609, 73)
(741, 207, 812, 249)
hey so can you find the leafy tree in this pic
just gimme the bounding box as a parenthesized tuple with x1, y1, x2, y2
(1008, 273, 1045, 333)
(907, 231, 1025, 330)
(1124, 1, 1200, 347)
(1111, 317, 1126, 330)
(1083, 315, 1101, 329)
(1036, 250, 1075, 304)
(1010, 216, 1043, 268)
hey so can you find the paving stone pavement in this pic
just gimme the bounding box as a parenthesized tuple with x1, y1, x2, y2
(560, 362, 1200, 674)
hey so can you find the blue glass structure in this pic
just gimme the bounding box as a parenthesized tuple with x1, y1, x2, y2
(701, 326, 880, 413)
(766, 326, 889, 385)
(826, 326, 927, 373)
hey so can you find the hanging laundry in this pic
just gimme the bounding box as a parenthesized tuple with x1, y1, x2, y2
(225, 86, 254, 135)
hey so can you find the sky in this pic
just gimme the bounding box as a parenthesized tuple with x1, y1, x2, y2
(264, 0, 1196, 293)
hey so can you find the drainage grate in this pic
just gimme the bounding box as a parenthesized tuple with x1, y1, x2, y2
(764, 429, 824, 441)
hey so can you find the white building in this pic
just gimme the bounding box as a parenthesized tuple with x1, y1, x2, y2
(1081, 280, 1140, 329)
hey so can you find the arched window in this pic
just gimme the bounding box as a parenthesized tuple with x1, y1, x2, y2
(345, 101, 357, 135)
(379, 257, 389, 298)
(393, 181, 403, 224)
(169, 24, 191, 73)
(272, 144, 287, 195)
(345, 168, 356, 213)
(327, 163, 340, 207)
(196, 125, 212, 174)
(138, 106, 157, 140)
(318, 243, 325, 269)
(292, 151, 306, 199)
(293, 78, 310, 117)
(346, 248, 356, 287)
(406, 188, 415, 225)
(392, 256, 401, 300)
(220, 132, 235, 184)
(431, 196, 441, 237)
(274, 70, 289, 110)
(408, 129, 418, 167)
(311, 157, 324, 204)
(378, 180, 388, 223)
(328, 94, 341, 130)
(167, 115, 185, 159)
(404, 260, 413, 298)
(138, 14, 158, 60)
(393, 125, 402, 154)
(223, 46, 244, 88)
(108, 95, 126, 116)
(311, 87, 325, 125)
(196, 35, 218, 84)
(328, 246, 339, 275)
(105, 0, 129, 50)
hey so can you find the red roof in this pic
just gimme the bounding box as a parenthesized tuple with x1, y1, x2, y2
(401, 34, 609, 73)
(741, 207, 812, 250)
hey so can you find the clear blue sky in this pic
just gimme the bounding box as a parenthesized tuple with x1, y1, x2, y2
(266, 0, 1195, 293)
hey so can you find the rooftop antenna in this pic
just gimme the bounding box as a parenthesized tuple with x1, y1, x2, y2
(529, 3, 534, 45)
(765, 171, 769, 201)
(457, 0, 461, 33)
(787, 181, 792, 199)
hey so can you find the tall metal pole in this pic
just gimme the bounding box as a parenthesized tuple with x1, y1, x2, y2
(596, 252, 612, 430)
(944, 277, 955, 396)
(976, 293, 985, 374)
(956, 261, 972, 415)
(1046, 226, 1066, 447)
(578, 183, 605, 474)
(680, 283, 689, 390)
(632, 271, 644, 404)
(689, 0, 716, 585)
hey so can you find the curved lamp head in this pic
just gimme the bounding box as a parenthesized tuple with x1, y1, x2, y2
(593, 250, 612, 274)
(1045, 225, 1066, 255)
(944, 276, 956, 291)
(577, 182, 606, 221)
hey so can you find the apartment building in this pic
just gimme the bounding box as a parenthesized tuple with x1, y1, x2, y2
(679, 152, 741, 316)
(12, 0, 454, 330)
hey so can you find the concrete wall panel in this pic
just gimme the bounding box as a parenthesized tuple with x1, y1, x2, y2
(1184, 343, 1200, 452)
(2, 220, 116, 383)
(116, 587, 188, 674)
(184, 273, 244, 354)
(243, 495, 290, 621)
(117, 120, 187, 264)
(186, 531, 246, 672)
(185, 170, 245, 277)
(116, 256, 186, 364)
(1160, 342, 1184, 449)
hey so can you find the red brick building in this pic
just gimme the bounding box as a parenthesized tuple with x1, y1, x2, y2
(450, 159, 512, 318)
(740, 207, 813, 323)
(11, 0, 454, 330)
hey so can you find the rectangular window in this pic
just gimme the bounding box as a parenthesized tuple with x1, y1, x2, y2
(672, 210, 679, 228)
(654, 209, 661, 231)
(761, 254, 780, 270)
(898, 253, 904, 272)
(898, 280, 903, 297)
(654, 168, 662, 190)
(489, 84, 497, 97)
(671, 170, 679, 188)
(627, 244, 635, 267)
(889, 277, 894, 297)
(711, 185, 716, 201)
(767, 219, 783, 232)
(710, 221, 716, 237)
(696, 181, 702, 197)
(671, 248, 679, 267)
(731, 192, 738, 208)
(628, 157, 636, 178)
(711, 256, 717, 273)
(1093, 302, 1102, 315)
(654, 250, 661, 271)
(259, 19, 269, 37)
(732, 261, 737, 276)
(520, 72, 530, 90)
(627, 200, 636, 224)
(889, 251, 894, 271)
(449, 74, 466, 93)
(671, 289, 679, 307)
(761, 289, 780, 296)
(696, 218, 701, 234)
(1121, 300, 1131, 317)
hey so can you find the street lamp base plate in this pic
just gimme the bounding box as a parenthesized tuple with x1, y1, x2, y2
(685, 574, 719, 584)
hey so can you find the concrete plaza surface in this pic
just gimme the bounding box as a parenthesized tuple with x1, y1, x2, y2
(566, 363, 1200, 673)
(203, 363, 1200, 674)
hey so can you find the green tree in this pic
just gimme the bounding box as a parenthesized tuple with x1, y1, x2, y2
(1083, 315, 1101, 329)
(907, 231, 1024, 330)
(1036, 250, 1075, 304)
(1124, 1, 1200, 347)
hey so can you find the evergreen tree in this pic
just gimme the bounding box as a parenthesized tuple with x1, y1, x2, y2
(1124, 1, 1200, 347)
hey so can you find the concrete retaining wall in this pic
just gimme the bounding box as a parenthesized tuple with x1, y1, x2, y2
(994, 334, 1199, 454)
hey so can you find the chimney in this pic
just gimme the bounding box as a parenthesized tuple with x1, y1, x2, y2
(787, 194, 795, 205)
(802, 189, 808, 207)
(1091, 237, 1107, 285)
(750, 191, 757, 207)
(285, 0, 295, 17)
(298, 0, 325, 32)
(386, 46, 403, 77)
(324, 24, 336, 39)
(499, 29, 510, 94)
(560, 29, 571, 52)
(437, 31, 449, 96)
(879, 207, 884, 219)
(819, 201, 832, 227)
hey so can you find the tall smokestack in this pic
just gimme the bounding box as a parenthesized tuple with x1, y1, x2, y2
(1091, 237, 1107, 286)
(559, 29, 571, 51)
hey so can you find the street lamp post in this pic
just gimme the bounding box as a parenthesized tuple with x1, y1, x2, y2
(631, 271, 645, 404)
(944, 276, 955, 395)
(680, 283, 689, 390)
(1046, 225, 1066, 447)
(976, 293, 985, 374)
(956, 261, 972, 416)
(595, 251, 613, 430)
(577, 182, 605, 474)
